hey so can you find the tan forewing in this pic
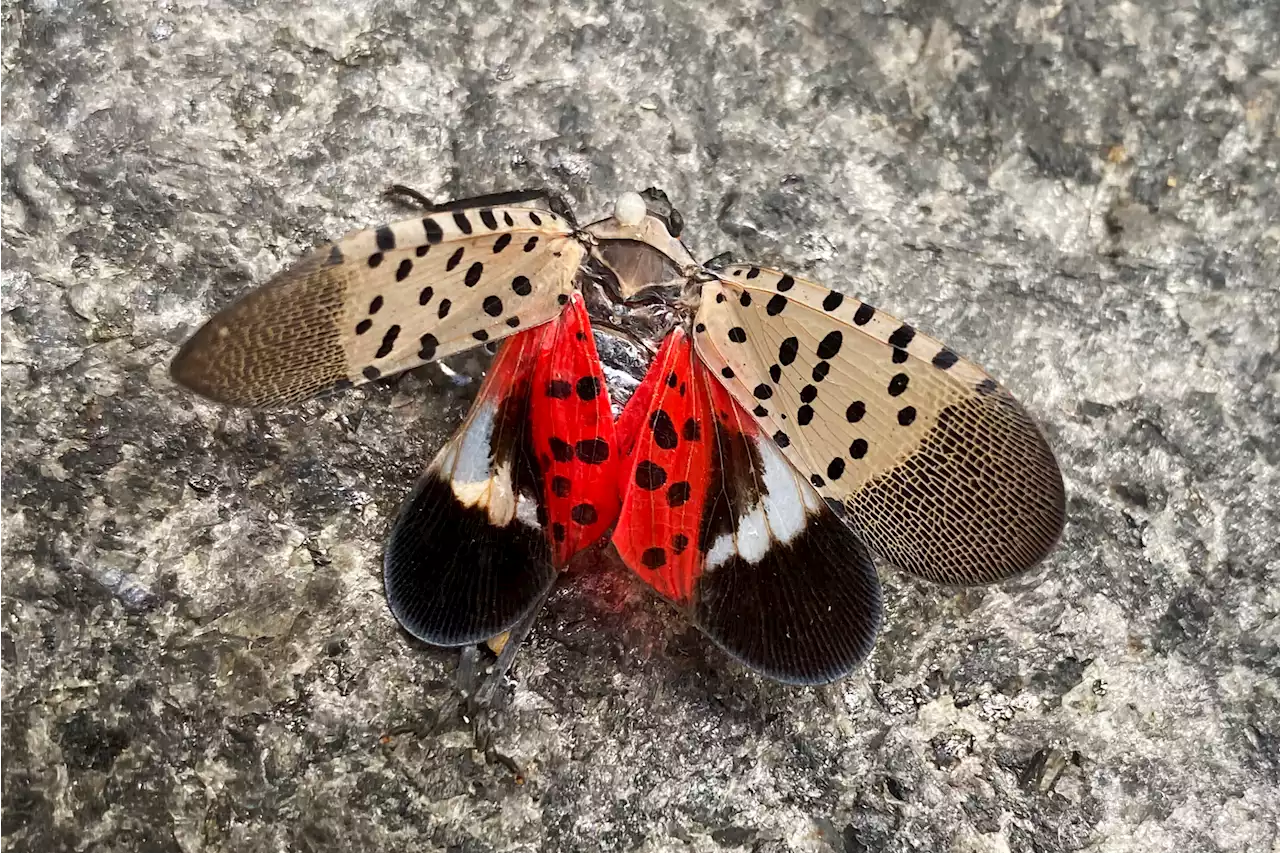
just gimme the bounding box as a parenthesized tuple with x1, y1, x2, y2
(171, 205, 583, 408)
(693, 265, 1065, 585)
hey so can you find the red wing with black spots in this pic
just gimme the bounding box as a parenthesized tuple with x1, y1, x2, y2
(528, 295, 621, 565)
(694, 267, 1065, 586)
(171, 204, 583, 408)
(384, 294, 619, 646)
(613, 328, 883, 684)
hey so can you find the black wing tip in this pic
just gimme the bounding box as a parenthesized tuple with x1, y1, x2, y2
(383, 468, 556, 648)
(692, 507, 884, 686)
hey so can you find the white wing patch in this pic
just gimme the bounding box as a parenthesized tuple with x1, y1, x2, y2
(705, 406, 828, 572)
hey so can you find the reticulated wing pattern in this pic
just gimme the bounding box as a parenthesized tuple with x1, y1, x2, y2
(171, 204, 583, 407)
(613, 328, 882, 685)
(694, 266, 1065, 585)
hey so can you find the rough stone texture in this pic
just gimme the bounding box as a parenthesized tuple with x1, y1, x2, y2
(3, 0, 1278, 851)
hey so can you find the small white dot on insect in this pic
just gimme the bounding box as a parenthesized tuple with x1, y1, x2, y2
(613, 192, 647, 226)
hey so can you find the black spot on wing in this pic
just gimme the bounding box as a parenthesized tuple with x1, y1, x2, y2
(648, 410, 679, 450)
(816, 331, 842, 359)
(933, 349, 959, 369)
(575, 438, 610, 464)
(376, 326, 400, 358)
(641, 547, 667, 568)
(889, 324, 915, 348)
(635, 460, 667, 490)
(778, 337, 798, 366)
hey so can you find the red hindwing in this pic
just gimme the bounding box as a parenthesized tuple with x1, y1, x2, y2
(528, 295, 621, 566)
(611, 327, 883, 685)
(384, 294, 620, 646)
(613, 329, 716, 601)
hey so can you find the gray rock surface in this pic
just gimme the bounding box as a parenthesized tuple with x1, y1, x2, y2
(3, 0, 1278, 851)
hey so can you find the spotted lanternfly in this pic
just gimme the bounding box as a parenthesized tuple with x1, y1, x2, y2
(171, 186, 1065, 687)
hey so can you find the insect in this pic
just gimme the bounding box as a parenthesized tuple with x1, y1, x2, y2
(172, 187, 1065, 686)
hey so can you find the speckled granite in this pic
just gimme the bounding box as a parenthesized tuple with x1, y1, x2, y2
(3, 1, 1278, 851)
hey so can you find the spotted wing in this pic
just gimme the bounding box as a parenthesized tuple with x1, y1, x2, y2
(384, 295, 617, 646)
(612, 329, 882, 685)
(171, 204, 583, 408)
(693, 266, 1065, 585)
(527, 294, 621, 565)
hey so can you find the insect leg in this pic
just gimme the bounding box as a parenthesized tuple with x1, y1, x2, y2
(383, 185, 579, 227)
(469, 585, 554, 710)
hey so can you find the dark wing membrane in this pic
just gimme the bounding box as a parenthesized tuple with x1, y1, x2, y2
(384, 325, 556, 646)
(613, 329, 883, 684)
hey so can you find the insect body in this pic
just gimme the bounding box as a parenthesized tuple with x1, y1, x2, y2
(171, 188, 1065, 685)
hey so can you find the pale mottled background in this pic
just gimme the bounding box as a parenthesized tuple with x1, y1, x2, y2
(3, 1, 1278, 851)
